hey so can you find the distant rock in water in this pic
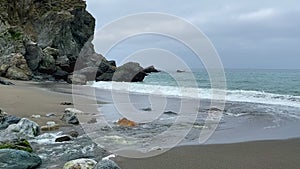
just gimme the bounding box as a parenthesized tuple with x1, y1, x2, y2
(143, 65, 160, 73)
(176, 70, 185, 73)
(164, 111, 178, 115)
(141, 107, 152, 111)
(112, 62, 147, 82)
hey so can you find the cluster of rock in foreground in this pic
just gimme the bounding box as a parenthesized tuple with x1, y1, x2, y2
(0, 0, 159, 85)
(0, 107, 121, 169)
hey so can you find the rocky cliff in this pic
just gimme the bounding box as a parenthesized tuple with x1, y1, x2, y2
(0, 0, 148, 83)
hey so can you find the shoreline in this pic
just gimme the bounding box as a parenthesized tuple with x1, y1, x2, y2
(1, 79, 300, 168)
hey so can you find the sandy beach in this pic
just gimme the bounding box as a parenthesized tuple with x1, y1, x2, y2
(115, 138, 300, 169)
(0, 79, 73, 127)
(1, 80, 300, 169)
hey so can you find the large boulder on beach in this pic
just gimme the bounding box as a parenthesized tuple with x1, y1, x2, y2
(0, 53, 33, 80)
(4, 118, 40, 138)
(112, 62, 147, 82)
(0, 149, 42, 169)
(95, 159, 121, 169)
(63, 158, 97, 169)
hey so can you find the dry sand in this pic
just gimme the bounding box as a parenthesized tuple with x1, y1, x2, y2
(0, 79, 73, 127)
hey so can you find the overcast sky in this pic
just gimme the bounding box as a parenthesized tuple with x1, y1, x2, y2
(86, 0, 300, 70)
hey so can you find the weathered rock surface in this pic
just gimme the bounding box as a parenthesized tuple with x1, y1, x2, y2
(0, 0, 104, 81)
(95, 159, 121, 169)
(0, 53, 33, 80)
(0, 114, 21, 130)
(0, 149, 42, 169)
(0, 0, 148, 83)
(113, 62, 147, 82)
(61, 108, 81, 125)
(3, 118, 40, 138)
(63, 158, 97, 169)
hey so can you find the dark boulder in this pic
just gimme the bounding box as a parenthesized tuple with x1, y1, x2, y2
(0, 149, 42, 169)
(108, 60, 117, 67)
(55, 135, 72, 142)
(143, 65, 160, 73)
(96, 73, 114, 81)
(0, 114, 21, 130)
(24, 41, 43, 71)
(112, 62, 147, 82)
(164, 111, 178, 115)
(53, 70, 69, 81)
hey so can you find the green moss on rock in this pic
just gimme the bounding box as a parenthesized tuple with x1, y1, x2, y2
(0, 139, 33, 153)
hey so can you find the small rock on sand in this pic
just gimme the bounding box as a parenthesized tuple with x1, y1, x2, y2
(63, 158, 97, 169)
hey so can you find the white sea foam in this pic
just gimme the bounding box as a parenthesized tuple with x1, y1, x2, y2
(91, 81, 300, 109)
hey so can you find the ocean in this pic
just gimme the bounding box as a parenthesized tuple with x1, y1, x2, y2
(92, 69, 300, 108)
(83, 69, 300, 157)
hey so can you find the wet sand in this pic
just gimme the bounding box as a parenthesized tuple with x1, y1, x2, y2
(115, 138, 300, 169)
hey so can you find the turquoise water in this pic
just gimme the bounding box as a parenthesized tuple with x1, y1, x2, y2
(143, 69, 300, 96)
(92, 69, 300, 108)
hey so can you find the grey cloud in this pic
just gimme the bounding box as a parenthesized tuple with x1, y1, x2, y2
(86, 0, 300, 69)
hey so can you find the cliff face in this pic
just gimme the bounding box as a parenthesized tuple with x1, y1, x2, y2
(0, 0, 148, 83)
(0, 0, 115, 81)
